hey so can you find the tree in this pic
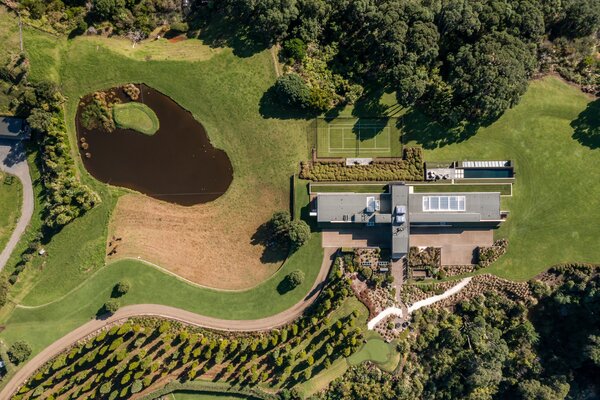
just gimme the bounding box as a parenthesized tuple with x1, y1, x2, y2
(270, 210, 292, 237)
(93, 0, 125, 20)
(27, 109, 53, 134)
(286, 270, 305, 289)
(104, 299, 120, 315)
(557, 0, 600, 38)
(282, 38, 307, 62)
(131, 380, 143, 394)
(274, 74, 311, 109)
(8, 340, 32, 365)
(287, 220, 311, 247)
(113, 280, 131, 297)
(446, 31, 536, 122)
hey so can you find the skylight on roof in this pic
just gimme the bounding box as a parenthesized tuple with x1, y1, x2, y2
(423, 196, 465, 212)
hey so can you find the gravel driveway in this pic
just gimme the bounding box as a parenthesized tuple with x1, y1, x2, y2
(0, 139, 33, 270)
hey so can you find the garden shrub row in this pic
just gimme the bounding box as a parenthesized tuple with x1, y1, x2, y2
(300, 147, 424, 182)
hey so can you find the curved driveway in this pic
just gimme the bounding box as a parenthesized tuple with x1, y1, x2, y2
(0, 247, 337, 398)
(0, 139, 33, 270)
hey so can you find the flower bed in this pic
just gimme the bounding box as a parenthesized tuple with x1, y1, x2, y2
(477, 238, 509, 267)
(300, 147, 424, 181)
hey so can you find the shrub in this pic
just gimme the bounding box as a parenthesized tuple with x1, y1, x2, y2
(282, 38, 307, 62)
(288, 220, 311, 248)
(131, 380, 143, 393)
(170, 21, 189, 32)
(286, 270, 305, 289)
(360, 267, 373, 280)
(8, 340, 32, 365)
(300, 148, 424, 182)
(113, 280, 131, 297)
(274, 74, 311, 109)
(104, 299, 121, 315)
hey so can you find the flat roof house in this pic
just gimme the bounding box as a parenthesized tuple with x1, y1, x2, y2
(0, 117, 29, 140)
(315, 183, 504, 260)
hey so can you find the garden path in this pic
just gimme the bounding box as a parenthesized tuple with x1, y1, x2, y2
(367, 277, 472, 330)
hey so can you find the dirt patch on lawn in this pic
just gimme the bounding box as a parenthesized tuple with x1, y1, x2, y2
(108, 189, 286, 290)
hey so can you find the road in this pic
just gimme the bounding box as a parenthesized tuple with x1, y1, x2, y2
(0, 247, 338, 398)
(0, 139, 33, 271)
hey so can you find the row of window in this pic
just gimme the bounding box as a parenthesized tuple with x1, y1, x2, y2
(423, 195, 466, 211)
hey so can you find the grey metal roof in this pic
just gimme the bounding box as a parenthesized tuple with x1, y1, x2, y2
(408, 192, 501, 223)
(316, 193, 391, 223)
(0, 117, 27, 139)
(391, 185, 410, 259)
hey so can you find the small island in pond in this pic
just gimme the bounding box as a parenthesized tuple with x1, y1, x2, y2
(113, 102, 159, 136)
(76, 84, 233, 206)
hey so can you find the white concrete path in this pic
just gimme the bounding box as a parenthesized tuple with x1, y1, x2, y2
(0, 139, 33, 270)
(367, 277, 472, 330)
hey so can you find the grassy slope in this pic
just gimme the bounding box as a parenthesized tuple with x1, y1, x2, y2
(13, 16, 314, 304)
(0, 173, 22, 251)
(1, 234, 322, 355)
(407, 77, 599, 280)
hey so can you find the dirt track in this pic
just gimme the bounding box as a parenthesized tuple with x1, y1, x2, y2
(0, 248, 337, 399)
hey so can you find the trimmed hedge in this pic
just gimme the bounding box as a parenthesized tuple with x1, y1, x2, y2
(300, 147, 424, 182)
(138, 381, 277, 400)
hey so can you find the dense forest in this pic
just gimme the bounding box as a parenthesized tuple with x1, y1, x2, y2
(14, 0, 600, 125)
(322, 265, 600, 400)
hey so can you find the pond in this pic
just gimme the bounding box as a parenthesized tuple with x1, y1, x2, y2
(76, 84, 233, 206)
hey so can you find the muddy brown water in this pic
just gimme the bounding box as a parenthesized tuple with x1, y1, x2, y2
(76, 84, 233, 206)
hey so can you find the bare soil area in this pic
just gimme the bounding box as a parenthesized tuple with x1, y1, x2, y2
(108, 190, 286, 290)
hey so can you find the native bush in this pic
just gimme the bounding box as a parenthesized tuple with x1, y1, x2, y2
(8, 341, 32, 365)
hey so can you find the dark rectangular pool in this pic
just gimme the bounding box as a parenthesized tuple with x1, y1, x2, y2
(463, 168, 514, 178)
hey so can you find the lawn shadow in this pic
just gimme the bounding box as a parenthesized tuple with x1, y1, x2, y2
(191, 14, 267, 58)
(259, 86, 316, 120)
(400, 109, 479, 149)
(571, 99, 600, 149)
(250, 222, 289, 264)
(350, 89, 392, 140)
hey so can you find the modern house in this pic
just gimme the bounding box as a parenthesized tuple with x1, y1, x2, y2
(0, 117, 29, 140)
(314, 183, 505, 260)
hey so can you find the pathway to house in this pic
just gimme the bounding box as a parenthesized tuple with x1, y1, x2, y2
(0, 248, 337, 399)
(0, 139, 33, 270)
(367, 277, 472, 330)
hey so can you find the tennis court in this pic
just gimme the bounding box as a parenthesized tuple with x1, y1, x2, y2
(316, 118, 402, 158)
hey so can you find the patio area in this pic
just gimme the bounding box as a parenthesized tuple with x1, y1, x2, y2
(410, 227, 494, 265)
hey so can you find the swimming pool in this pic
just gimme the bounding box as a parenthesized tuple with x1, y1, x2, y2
(463, 168, 514, 178)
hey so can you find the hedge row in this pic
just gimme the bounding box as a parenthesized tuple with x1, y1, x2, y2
(300, 147, 424, 182)
(139, 381, 277, 400)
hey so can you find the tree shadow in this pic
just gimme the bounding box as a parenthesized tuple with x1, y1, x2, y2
(571, 99, 600, 149)
(259, 86, 316, 120)
(250, 222, 289, 264)
(191, 14, 267, 58)
(400, 108, 479, 149)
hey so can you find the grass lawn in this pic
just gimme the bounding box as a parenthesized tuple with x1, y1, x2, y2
(347, 337, 394, 366)
(316, 117, 402, 158)
(309, 183, 389, 193)
(0, 234, 322, 355)
(411, 183, 512, 196)
(405, 77, 600, 281)
(172, 392, 253, 400)
(0, 173, 22, 252)
(112, 102, 160, 135)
